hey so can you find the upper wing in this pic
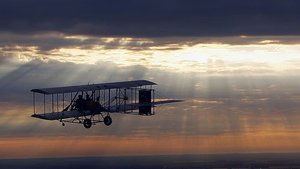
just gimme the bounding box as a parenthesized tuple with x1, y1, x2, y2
(31, 80, 156, 94)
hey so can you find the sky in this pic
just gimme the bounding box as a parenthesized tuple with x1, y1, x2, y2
(1, 0, 300, 159)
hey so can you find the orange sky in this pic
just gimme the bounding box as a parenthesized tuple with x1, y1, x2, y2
(1, 128, 300, 159)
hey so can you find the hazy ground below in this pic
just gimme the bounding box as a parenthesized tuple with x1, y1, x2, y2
(0, 153, 300, 169)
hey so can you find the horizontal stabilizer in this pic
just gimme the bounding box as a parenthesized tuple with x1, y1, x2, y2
(153, 99, 184, 105)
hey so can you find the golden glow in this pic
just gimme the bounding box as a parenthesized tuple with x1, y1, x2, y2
(0, 97, 300, 159)
(6, 41, 300, 73)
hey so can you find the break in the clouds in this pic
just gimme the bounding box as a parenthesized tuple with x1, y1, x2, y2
(1, 0, 300, 37)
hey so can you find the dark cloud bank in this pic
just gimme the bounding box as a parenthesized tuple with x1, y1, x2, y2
(1, 0, 300, 37)
(1, 0, 300, 53)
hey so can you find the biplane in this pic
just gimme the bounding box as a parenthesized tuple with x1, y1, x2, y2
(31, 80, 182, 128)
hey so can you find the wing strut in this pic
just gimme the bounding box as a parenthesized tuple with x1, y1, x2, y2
(63, 91, 79, 111)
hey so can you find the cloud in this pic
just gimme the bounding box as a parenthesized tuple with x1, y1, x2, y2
(0, 33, 192, 53)
(1, 0, 300, 37)
(0, 59, 197, 105)
(1, 32, 300, 57)
(0, 60, 300, 139)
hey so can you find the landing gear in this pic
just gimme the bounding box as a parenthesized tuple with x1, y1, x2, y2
(62, 115, 112, 128)
(83, 119, 92, 128)
(104, 116, 112, 126)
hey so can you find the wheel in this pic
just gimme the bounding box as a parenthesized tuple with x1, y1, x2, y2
(83, 119, 92, 128)
(104, 116, 112, 126)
